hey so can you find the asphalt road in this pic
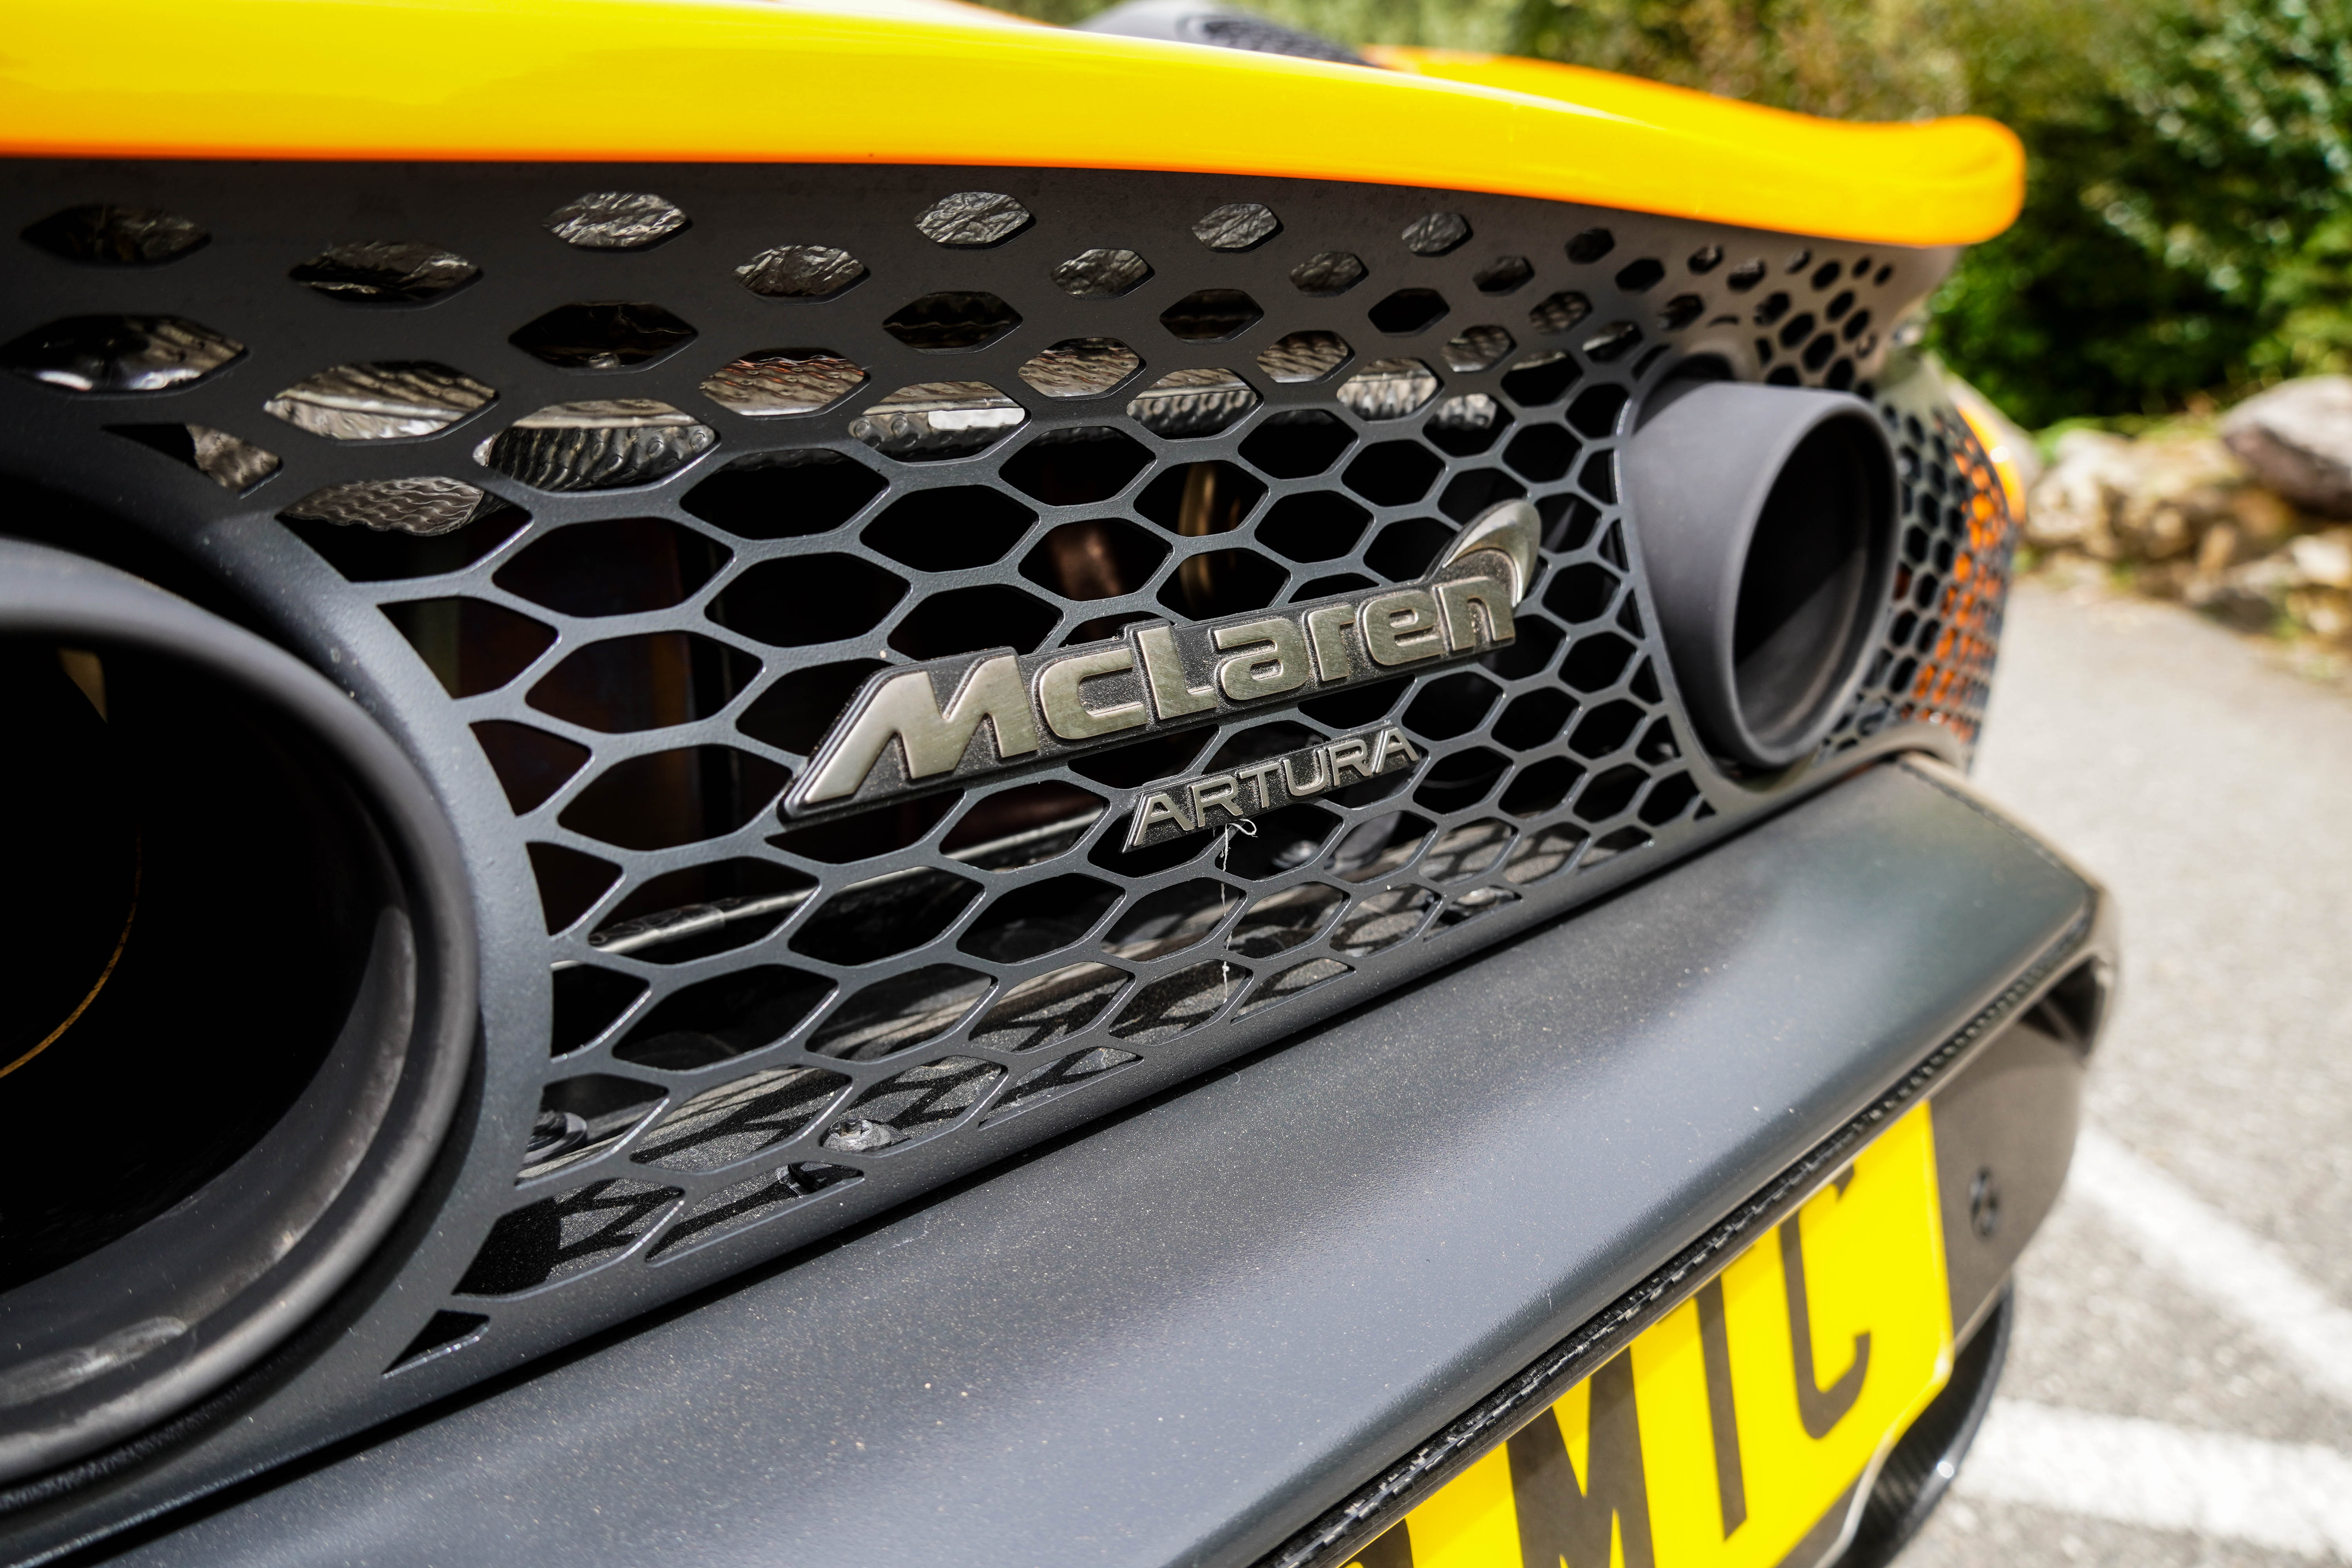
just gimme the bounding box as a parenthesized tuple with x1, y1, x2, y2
(1902, 579, 2352, 1567)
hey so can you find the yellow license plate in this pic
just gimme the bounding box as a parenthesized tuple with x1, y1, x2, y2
(1354, 1104, 1955, 1568)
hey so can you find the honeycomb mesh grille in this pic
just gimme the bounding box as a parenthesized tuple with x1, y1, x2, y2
(0, 165, 2006, 1362)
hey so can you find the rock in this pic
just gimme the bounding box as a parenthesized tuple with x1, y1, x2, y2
(2293, 586, 2352, 638)
(2025, 430, 2134, 556)
(2190, 572, 2280, 632)
(2026, 429, 2251, 561)
(2286, 527, 2352, 589)
(2018, 403, 2352, 642)
(2195, 520, 2242, 579)
(2183, 571, 2277, 630)
(2112, 439, 2247, 561)
(2188, 525, 2352, 637)
(2181, 491, 2302, 594)
(2221, 485, 2300, 552)
(2220, 376, 2352, 515)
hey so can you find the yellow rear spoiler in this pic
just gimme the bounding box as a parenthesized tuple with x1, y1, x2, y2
(0, 0, 2023, 248)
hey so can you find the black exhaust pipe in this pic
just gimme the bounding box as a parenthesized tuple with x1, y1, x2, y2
(0, 540, 474, 1485)
(1623, 379, 1898, 770)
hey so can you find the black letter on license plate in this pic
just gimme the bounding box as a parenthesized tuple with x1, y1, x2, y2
(1505, 1351, 1656, 1568)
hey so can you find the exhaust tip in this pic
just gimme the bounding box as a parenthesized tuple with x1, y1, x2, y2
(0, 541, 474, 1488)
(1624, 374, 1898, 771)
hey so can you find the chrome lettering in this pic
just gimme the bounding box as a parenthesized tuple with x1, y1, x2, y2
(1281, 750, 1330, 797)
(1325, 735, 1373, 784)
(1441, 499, 1541, 603)
(1235, 759, 1284, 809)
(1136, 623, 1216, 719)
(1187, 773, 1243, 826)
(1125, 790, 1194, 849)
(792, 500, 1543, 817)
(1212, 616, 1311, 702)
(1036, 646, 1147, 741)
(1367, 726, 1421, 775)
(1359, 589, 1445, 666)
(1304, 601, 1357, 683)
(1436, 573, 1514, 651)
(1124, 726, 1423, 849)
(803, 653, 1038, 804)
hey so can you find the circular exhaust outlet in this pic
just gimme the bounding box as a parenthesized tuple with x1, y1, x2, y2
(0, 541, 474, 1486)
(1622, 379, 1898, 770)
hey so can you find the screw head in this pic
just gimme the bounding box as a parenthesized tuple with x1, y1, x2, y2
(1968, 1167, 2002, 1239)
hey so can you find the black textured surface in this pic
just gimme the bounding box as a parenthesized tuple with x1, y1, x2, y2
(87, 763, 2091, 1568)
(0, 161, 2013, 1551)
(1930, 1001, 2091, 1342)
(1844, 1288, 2014, 1568)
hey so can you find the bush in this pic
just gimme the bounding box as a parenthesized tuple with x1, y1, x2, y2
(1507, 0, 1966, 120)
(1936, 0, 2352, 425)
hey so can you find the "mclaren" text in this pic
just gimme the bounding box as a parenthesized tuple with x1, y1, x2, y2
(784, 501, 1542, 821)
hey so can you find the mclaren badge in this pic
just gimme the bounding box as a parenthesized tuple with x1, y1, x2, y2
(784, 500, 1544, 834)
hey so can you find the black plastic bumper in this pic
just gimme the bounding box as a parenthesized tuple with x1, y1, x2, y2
(89, 759, 2103, 1568)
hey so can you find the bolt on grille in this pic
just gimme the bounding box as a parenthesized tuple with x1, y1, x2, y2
(0, 164, 2007, 1380)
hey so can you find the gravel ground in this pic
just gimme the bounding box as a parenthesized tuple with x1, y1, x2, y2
(1902, 579, 2352, 1567)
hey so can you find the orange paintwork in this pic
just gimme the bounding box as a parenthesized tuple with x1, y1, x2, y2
(1951, 387, 2032, 524)
(0, 0, 2024, 247)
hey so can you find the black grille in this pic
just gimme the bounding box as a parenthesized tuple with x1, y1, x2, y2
(0, 163, 2008, 1393)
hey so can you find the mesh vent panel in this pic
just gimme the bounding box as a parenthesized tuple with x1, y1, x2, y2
(0, 164, 2007, 1382)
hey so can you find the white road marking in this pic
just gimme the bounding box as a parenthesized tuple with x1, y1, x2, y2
(2069, 1125, 2352, 1408)
(1957, 1400, 2352, 1559)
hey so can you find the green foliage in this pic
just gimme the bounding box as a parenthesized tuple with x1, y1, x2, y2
(989, 0, 2352, 425)
(1506, 0, 1965, 120)
(1935, 0, 2352, 424)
